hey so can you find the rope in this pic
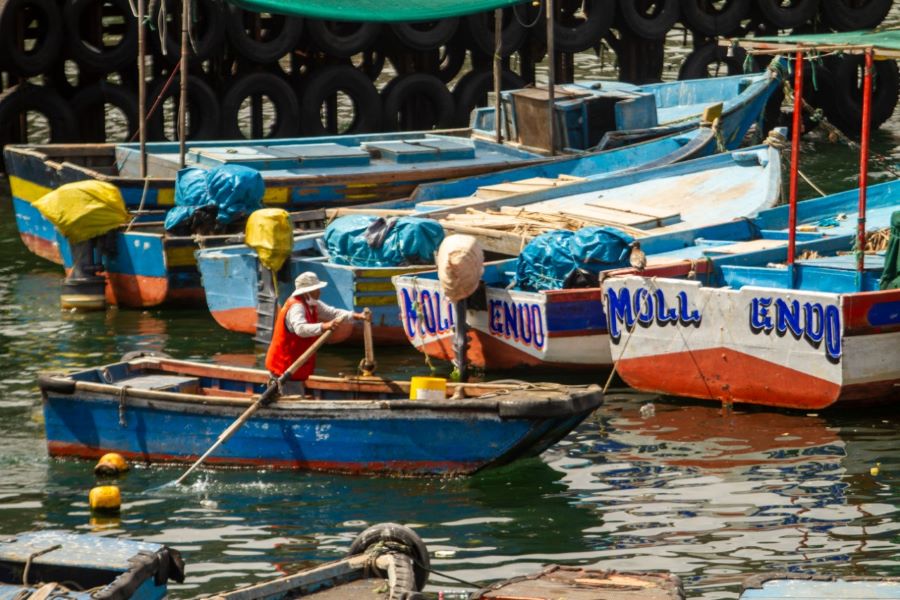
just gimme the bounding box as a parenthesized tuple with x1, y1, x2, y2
(512, 0, 542, 29)
(125, 177, 151, 232)
(22, 545, 62, 585)
(118, 385, 130, 427)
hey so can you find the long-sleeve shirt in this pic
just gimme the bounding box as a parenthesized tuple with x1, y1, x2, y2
(285, 300, 351, 337)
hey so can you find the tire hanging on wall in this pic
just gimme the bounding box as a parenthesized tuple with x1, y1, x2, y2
(754, 0, 819, 29)
(220, 71, 300, 139)
(381, 73, 455, 132)
(390, 18, 459, 52)
(536, 0, 616, 54)
(307, 19, 381, 57)
(617, 0, 679, 40)
(299, 64, 381, 135)
(452, 68, 526, 127)
(70, 81, 139, 142)
(678, 42, 749, 79)
(63, 0, 138, 73)
(826, 54, 899, 134)
(0, 0, 62, 76)
(0, 83, 77, 147)
(146, 75, 221, 141)
(822, 0, 892, 31)
(225, 6, 303, 64)
(465, 8, 526, 57)
(157, 0, 227, 64)
(679, 0, 751, 36)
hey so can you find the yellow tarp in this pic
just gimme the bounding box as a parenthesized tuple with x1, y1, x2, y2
(33, 181, 129, 243)
(246, 208, 293, 272)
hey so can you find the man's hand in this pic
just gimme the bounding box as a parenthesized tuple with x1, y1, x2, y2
(321, 319, 337, 332)
(352, 311, 369, 321)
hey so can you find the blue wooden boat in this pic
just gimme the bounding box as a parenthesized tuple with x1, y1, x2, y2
(4, 132, 545, 266)
(740, 574, 900, 599)
(471, 67, 782, 151)
(195, 126, 720, 340)
(37, 355, 602, 475)
(0, 531, 183, 600)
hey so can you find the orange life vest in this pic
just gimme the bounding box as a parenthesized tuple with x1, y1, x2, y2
(265, 296, 319, 381)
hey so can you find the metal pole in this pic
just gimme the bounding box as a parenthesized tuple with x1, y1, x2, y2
(453, 298, 468, 388)
(787, 50, 803, 268)
(545, 0, 555, 155)
(137, 0, 147, 178)
(493, 8, 502, 143)
(178, 0, 190, 168)
(857, 48, 873, 283)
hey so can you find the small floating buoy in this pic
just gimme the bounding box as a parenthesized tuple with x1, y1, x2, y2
(89, 485, 122, 514)
(94, 453, 129, 476)
(640, 403, 655, 418)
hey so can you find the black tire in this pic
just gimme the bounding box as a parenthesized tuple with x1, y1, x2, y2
(755, 0, 819, 29)
(386, 554, 418, 600)
(299, 64, 381, 135)
(220, 71, 299, 139)
(679, 0, 751, 36)
(158, 0, 227, 64)
(0, 0, 62, 76)
(0, 84, 77, 146)
(390, 19, 459, 52)
(347, 523, 430, 592)
(63, 0, 138, 73)
(452, 68, 526, 127)
(465, 8, 526, 57)
(822, 0, 892, 31)
(381, 73, 455, 132)
(121, 350, 172, 361)
(225, 6, 303, 64)
(307, 19, 381, 57)
(617, 0, 679, 39)
(356, 48, 385, 80)
(37, 374, 76, 395)
(827, 55, 899, 134)
(146, 75, 221, 141)
(678, 42, 748, 79)
(548, 0, 617, 54)
(435, 41, 466, 83)
(70, 82, 139, 142)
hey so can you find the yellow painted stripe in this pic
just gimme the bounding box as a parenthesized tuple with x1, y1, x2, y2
(345, 182, 377, 189)
(157, 188, 175, 206)
(165, 246, 197, 267)
(263, 186, 289, 205)
(354, 295, 397, 306)
(355, 281, 395, 293)
(344, 193, 380, 201)
(9, 176, 51, 203)
(358, 267, 424, 278)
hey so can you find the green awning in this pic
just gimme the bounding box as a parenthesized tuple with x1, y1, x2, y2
(227, 0, 529, 22)
(728, 29, 900, 59)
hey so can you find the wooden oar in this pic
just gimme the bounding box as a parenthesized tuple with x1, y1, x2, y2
(173, 328, 334, 486)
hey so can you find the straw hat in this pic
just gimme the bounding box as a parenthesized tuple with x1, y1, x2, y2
(291, 271, 328, 296)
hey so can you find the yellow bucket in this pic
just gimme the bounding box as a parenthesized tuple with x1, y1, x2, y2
(409, 376, 446, 401)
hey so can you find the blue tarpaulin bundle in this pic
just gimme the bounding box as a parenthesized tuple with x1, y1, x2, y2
(515, 226, 634, 291)
(164, 165, 265, 232)
(324, 215, 444, 267)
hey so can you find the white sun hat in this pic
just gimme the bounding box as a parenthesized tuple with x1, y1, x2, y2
(291, 271, 328, 296)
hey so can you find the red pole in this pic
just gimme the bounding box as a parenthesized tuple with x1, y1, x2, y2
(787, 51, 804, 266)
(857, 48, 873, 278)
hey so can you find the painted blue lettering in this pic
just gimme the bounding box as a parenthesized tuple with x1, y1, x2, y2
(518, 304, 532, 344)
(654, 289, 677, 324)
(775, 299, 802, 338)
(825, 304, 842, 361)
(531, 304, 545, 349)
(420, 290, 436, 334)
(634, 288, 654, 325)
(606, 287, 633, 343)
(677, 291, 702, 325)
(489, 300, 502, 334)
(803, 302, 824, 345)
(400, 288, 418, 338)
(504, 301, 518, 338)
(750, 297, 773, 332)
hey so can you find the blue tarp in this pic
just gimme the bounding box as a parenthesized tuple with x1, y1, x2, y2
(515, 227, 634, 292)
(164, 165, 265, 232)
(324, 215, 444, 267)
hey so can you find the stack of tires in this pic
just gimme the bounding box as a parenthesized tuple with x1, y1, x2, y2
(0, 0, 895, 160)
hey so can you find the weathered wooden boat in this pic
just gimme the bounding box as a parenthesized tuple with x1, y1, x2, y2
(471, 66, 782, 152)
(196, 126, 719, 341)
(5, 132, 546, 266)
(37, 354, 602, 475)
(740, 573, 900, 599)
(470, 565, 684, 600)
(210, 523, 429, 600)
(602, 182, 900, 410)
(392, 141, 785, 370)
(0, 531, 183, 600)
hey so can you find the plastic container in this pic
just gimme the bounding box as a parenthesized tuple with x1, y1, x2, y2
(409, 376, 447, 401)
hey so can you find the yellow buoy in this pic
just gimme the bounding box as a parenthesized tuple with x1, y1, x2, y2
(409, 377, 447, 401)
(89, 485, 121, 514)
(94, 453, 129, 476)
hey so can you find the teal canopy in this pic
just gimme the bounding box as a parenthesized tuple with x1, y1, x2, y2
(227, 0, 529, 22)
(734, 29, 900, 59)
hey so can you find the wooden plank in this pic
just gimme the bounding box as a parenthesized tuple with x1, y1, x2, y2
(702, 239, 787, 255)
(587, 200, 680, 220)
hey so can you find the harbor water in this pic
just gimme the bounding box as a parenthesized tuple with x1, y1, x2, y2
(3, 41, 900, 600)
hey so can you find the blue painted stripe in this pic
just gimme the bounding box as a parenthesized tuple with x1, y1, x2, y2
(869, 301, 900, 328)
